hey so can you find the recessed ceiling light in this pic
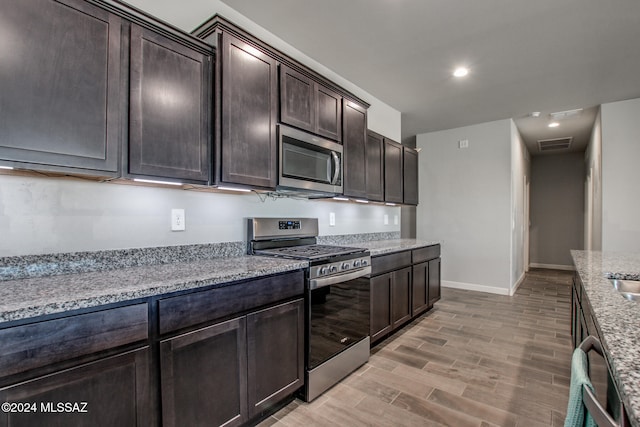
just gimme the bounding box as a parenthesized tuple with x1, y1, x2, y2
(529, 112, 541, 118)
(453, 67, 469, 78)
(548, 122, 560, 128)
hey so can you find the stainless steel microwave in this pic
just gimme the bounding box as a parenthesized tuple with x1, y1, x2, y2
(278, 124, 343, 195)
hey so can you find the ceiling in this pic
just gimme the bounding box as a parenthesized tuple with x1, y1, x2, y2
(125, 0, 640, 156)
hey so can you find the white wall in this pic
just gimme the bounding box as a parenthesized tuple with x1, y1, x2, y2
(416, 119, 513, 294)
(585, 108, 602, 251)
(601, 98, 640, 252)
(0, 174, 400, 257)
(529, 153, 585, 268)
(510, 121, 530, 292)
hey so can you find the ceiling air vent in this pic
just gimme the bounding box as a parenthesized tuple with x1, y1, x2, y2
(537, 137, 573, 152)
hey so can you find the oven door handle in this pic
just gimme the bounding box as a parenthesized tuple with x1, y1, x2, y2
(309, 266, 371, 290)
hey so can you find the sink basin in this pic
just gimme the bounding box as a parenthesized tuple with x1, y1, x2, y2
(610, 279, 640, 302)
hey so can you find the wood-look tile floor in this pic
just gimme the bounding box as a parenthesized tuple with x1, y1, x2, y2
(258, 268, 573, 427)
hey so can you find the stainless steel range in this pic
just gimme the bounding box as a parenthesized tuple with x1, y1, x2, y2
(247, 217, 371, 401)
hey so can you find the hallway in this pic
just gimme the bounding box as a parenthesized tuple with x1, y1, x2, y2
(260, 269, 573, 426)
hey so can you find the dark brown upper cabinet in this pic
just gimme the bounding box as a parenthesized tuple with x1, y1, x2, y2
(343, 101, 368, 198)
(0, 0, 122, 176)
(403, 146, 419, 205)
(315, 85, 342, 142)
(384, 138, 404, 203)
(128, 24, 212, 184)
(366, 131, 385, 202)
(279, 65, 342, 142)
(280, 65, 314, 133)
(217, 31, 278, 189)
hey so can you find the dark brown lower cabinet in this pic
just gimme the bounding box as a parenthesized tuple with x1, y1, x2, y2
(0, 348, 150, 427)
(412, 262, 429, 316)
(370, 267, 412, 342)
(391, 267, 412, 329)
(370, 274, 392, 343)
(160, 317, 247, 427)
(371, 246, 442, 345)
(247, 300, 304, 418)
(160, 299, 304, 427)
(428, 258, 441, 306)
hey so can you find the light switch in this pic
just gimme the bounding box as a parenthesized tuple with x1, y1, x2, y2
(384, 214, 389, 225)
(329, 212, 336, 226)
(459, 139, 469, 149)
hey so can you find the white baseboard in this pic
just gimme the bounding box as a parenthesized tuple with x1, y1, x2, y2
(442, 280, 510, 296)
(529, 263, 575, 271)
(510, 272, 526, 296)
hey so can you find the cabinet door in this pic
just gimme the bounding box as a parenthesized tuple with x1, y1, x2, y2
(370, 273, 392, 343)
(428, 258, 441, 306)
(0, 0, 121, 174)
(343, 101, 368, 198)
(247, 299, 304, 418)
(160, 317, 247, 427)
(412, 262, 429, 316)
(280, 65, 315, 133)
(0, 348, 150, 427)
(315, 85, 342, 141)
(391, 267, 412, 328)
(129, 25, 211, 183)
(220, 32, 278, 189)
(366, 131, 385, 202)
(384, 139, 404, 203)
(403, 146, 419, 205)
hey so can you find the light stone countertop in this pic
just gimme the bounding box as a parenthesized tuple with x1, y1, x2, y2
(0, 238, 440, 324)
(571, 250, 640, 427)
(351, 238, 441, 256)
(0, 255, 307, 324)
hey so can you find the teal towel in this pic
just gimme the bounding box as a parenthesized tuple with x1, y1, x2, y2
(564, 348, 597, 427)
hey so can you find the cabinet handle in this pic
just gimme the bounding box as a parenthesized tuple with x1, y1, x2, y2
(330, 151, 340, 185)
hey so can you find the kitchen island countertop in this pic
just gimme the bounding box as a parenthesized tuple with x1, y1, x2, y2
(571, 250, 640, 427)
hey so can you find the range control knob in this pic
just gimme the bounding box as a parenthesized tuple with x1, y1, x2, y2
(342, 262, 351, 270)
(329, 265, 338, 273)
(353, 260, 361, 268)
(361, 259, 369, 267)
(319, 266, 329, 275)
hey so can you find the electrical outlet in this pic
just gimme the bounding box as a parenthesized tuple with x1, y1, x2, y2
(384, 214, 389, 225)
(329, 212, 336, 227)
(171, 209, 185, 231)
(394, 215, 399, 225)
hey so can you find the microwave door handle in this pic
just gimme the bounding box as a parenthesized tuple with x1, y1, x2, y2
(331, 151, 340, 185)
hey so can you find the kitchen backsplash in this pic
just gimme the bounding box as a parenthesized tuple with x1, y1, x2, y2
(0, 174, 401, 258)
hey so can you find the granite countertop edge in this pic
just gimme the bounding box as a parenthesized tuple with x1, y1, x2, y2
(571, 250, 640, 427)
(0, 256, 308, 324)
(0, 238, 440, 325)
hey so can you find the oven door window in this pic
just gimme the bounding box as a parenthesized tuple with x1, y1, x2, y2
(282, 137, 340, 185)
(308, 277, 370, 370)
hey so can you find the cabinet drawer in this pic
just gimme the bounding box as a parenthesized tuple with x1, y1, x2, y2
(0, 303, 148, 378)
(159, 271, 304, 334)
(371, 251, 412, 276)
(412, 245, 441, 264)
